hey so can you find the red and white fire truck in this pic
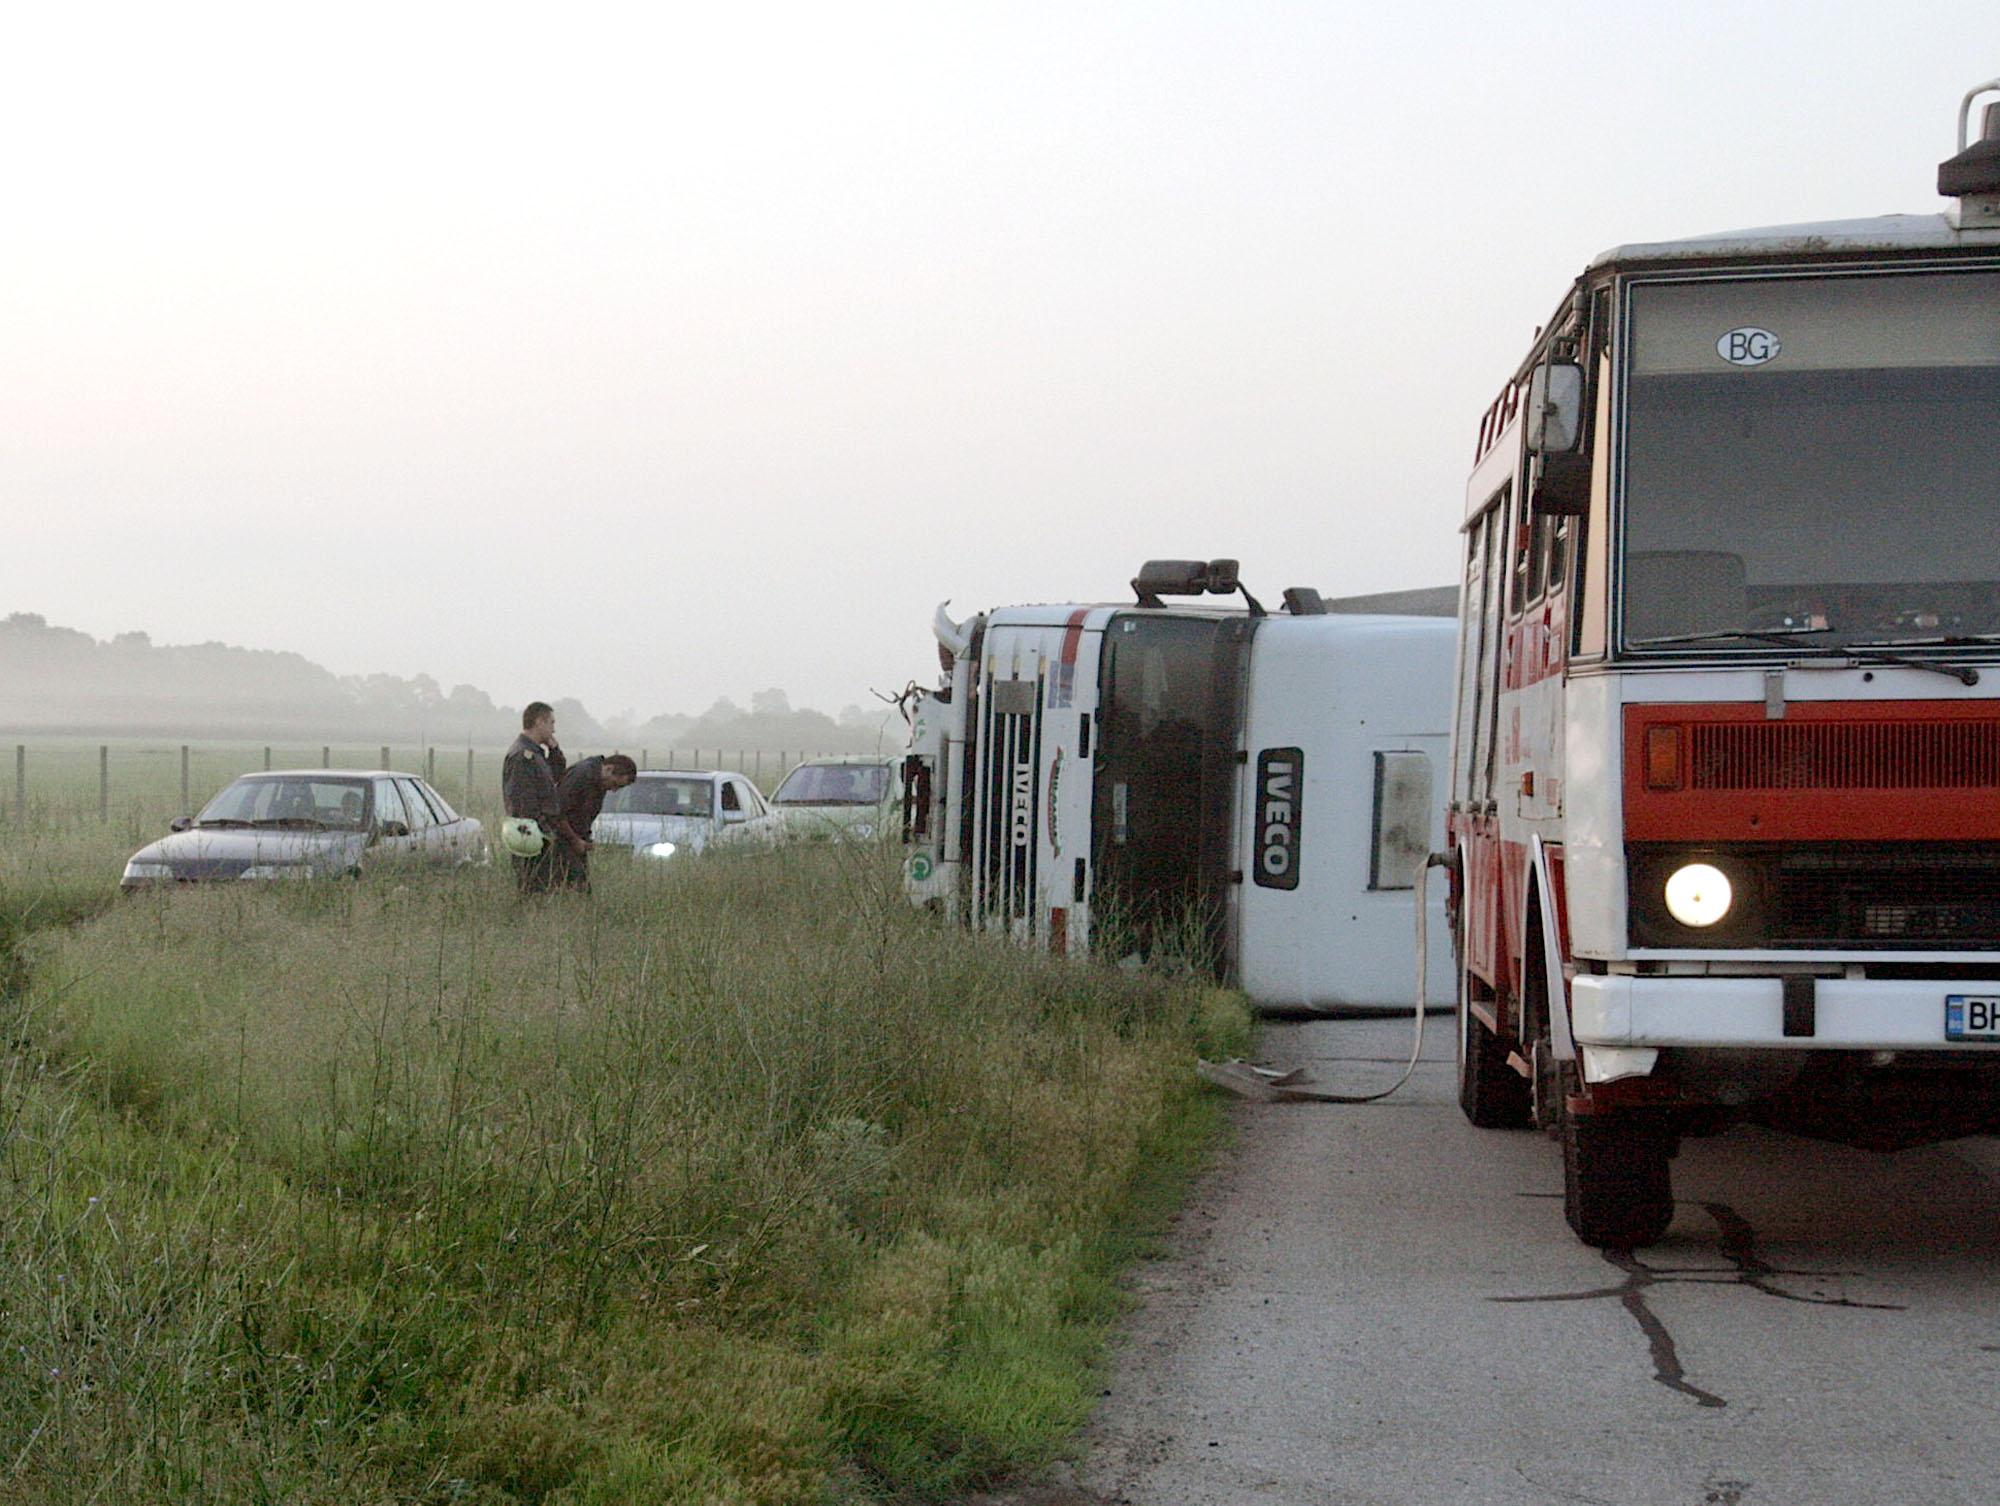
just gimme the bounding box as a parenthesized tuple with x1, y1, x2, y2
(1450, 81, 2000, 1247)
(901, 563, 1457, 1012)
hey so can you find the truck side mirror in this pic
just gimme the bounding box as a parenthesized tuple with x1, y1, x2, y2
(1524, 362, 1584, 455)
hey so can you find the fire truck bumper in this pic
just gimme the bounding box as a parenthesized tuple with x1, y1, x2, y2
(1571, 974, 2000, 1055)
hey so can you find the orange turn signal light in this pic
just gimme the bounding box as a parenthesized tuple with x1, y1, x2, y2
(1644, 725, 1683, 791)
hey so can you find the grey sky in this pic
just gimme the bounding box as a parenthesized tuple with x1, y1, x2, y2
(4, 3, 1992, 720)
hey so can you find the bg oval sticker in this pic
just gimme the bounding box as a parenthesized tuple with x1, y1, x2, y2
(1716, 327, 1781, 366)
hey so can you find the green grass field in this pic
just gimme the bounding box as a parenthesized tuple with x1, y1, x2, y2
(0, 814, 1249, 1503)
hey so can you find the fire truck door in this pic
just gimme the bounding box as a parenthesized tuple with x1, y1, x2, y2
(1454, 489, 1509, 987)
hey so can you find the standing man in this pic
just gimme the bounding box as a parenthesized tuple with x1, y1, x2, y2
(502, 701, 589, 894)
(554, 752, 639, 892)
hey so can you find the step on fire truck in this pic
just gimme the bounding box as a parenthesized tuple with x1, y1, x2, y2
(900, 562, 1456, 1012)
(1450, 79, 2000, 1247)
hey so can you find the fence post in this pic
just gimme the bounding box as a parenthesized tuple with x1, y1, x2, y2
(379, 744, 390, 771)
(13, 745, 23, 824)
(641, 748, 648, 769)
(99, 745, 109, 822)
(263, 745, 272, 771)
(466, 748, 475, 806)
(754, 749, 762, 779)
(322, 746, 331, 769)
(426, 747, 436, 784)
(180, 745, 190, 814)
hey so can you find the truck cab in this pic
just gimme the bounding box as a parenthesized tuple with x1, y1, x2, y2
(902, 561, 1457, 1011)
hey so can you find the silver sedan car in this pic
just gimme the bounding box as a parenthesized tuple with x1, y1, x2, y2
(591, 769, 780, 861)
(120, 770, 485, 888)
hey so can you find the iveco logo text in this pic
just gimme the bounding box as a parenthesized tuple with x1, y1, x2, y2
(1715, 327, 1781, 367)
(1010, 761, 1033, 849)
(1253, 748, 1304, 891)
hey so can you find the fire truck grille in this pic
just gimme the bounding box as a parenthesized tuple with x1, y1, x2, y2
(1771, 846, 2000, 947)
(1689, 719, 2000, 790)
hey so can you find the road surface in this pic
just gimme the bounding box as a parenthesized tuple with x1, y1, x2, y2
(1033, 1014, 2000, 1506)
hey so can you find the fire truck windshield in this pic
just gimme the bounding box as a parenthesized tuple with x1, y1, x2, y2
(1618, 267, 2000, 653)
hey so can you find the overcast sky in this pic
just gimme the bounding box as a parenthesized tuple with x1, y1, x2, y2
(3, 4, 1993, 721)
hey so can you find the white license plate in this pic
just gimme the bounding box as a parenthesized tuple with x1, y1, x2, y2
(1945, 995, 2000, 1042)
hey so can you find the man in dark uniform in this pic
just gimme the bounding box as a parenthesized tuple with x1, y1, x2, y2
(554, 753, 639, 892)
(501, 701, 588, 894)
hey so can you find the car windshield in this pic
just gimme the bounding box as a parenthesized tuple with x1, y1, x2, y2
(1619, 268, 2000, 651)
(198, 776, 370, 830)
(602, 777, 714, 817)
(772, 764, 889, 806)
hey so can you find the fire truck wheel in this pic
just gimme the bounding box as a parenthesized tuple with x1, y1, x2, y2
(1458, 1001, 1531, 1129)
(1561, 1109, 1675, 1249)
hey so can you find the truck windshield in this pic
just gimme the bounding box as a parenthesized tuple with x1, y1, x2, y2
(1619, 268, 2000, 651)
(1093, 613, 1249, 973)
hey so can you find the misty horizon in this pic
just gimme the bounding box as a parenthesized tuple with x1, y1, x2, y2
(0, 611, 905, 753)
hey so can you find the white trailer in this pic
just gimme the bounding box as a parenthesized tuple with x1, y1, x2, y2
(901, 561, 1456, 1011)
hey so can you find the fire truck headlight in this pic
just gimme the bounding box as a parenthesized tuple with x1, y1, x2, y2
(1664, 863, 1733, 928)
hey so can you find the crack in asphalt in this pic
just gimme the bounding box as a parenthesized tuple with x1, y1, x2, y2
(1491, 1198, 1904, 1408)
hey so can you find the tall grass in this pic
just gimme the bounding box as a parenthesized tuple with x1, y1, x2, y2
(0, 839, 1248, 1503)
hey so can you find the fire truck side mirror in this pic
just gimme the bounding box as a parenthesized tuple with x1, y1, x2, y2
(1524, 362, 1584, 455)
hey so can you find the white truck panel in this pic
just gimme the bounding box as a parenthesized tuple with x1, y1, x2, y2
(1235, 614, 1456, 1010)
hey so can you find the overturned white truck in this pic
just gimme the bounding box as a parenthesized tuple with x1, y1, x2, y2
(900, 561, 1457, 1011)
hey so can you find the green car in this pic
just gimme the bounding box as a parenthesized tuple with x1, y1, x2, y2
(769, 756, 900, 842)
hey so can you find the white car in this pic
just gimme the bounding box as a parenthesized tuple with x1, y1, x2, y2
(592, 769, 780, 861)
(768, 756, 901, 842)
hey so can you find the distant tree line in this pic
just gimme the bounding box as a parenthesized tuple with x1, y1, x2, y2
(0, 614, 900, 753)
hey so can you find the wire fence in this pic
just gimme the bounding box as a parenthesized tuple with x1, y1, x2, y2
(4, 740, 847, 829)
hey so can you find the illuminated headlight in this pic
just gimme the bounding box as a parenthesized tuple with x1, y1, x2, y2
(642, 841, 678, 860)
(241, 864, 311, 880)
(122, 861, 173, 882)
(1664, 863, 1732, 927)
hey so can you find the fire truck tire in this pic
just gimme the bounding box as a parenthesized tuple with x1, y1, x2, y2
(1458, 1001, 1531, 1129)
(1561, 1110, 1675, 1248)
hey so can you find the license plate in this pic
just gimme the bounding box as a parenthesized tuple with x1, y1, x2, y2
(1945, 995, 2000, 1042)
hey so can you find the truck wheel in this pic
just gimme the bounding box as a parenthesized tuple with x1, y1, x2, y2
(1458, 996, 1531, 1128)
(1561, 1108, 1674, 1248)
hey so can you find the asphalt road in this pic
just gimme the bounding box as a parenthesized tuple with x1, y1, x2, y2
(1054, 1014, 2000, 1506)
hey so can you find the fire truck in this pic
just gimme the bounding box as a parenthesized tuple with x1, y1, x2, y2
(1450, 80, 2000, 1247)
(900, 562, 1456, 1011)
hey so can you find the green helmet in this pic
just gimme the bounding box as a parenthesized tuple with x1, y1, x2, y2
(499, 817, 547, 858)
